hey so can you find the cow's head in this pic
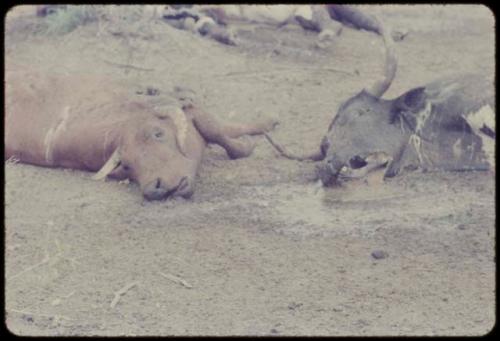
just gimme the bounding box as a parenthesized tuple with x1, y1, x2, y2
(320, 86, 429, 184)
(94, 102, 196, 200)
(318, 18, 411, 185)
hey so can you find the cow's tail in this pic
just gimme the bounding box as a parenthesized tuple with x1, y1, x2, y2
(263, 133, 324, 161)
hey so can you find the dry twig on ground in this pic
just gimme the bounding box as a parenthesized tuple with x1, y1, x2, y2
(110, 281, 139, 309)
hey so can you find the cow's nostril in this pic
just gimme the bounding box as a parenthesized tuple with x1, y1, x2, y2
(173, 176, 194, 198)
(326, 157, 344, 175)
(155, 178, 162, 189)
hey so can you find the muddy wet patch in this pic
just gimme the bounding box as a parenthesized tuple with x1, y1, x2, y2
(213, 171, 495, 239)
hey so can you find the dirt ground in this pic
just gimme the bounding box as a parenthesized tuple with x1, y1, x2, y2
(4, 5, 495, 336)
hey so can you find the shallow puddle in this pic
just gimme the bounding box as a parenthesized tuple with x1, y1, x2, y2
(239, 174, 488, 238)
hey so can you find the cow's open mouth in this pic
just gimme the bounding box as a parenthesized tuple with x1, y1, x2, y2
(348, 155, 368, 169)
(338, 152, 391, 180)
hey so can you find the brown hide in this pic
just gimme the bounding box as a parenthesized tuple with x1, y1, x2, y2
(5, 70, 205, 199)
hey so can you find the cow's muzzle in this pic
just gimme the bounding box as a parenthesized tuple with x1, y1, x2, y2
(319, 152, 392, 186)
(316, 157, 344, 186)
(143, 176, 193, 201)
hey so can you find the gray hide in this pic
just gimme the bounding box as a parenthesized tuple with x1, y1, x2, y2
(320, 73, 495, 184)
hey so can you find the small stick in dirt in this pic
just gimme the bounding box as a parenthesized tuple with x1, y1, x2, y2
(5, 156, 20, 164)
(221, 66, 353, 78)
(8, 254, 51, 281)
(51, 291, 75, 306)
(101, 59, 154, 72)
(159, 272, 193, 289)
(281, 66, 354, 75)
(9, 309, 74, 321)
(110, 281, 139, 309)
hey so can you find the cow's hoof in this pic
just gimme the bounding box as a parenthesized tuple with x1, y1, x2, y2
(392, 28, 409, 42)
(226, 138, 256, 159)
(261, 118, 279, 132)
(183, 17, 196, 32)
(316, 28, 340, 49)
(208, 27, 237, 46)
(195, 16, 217, 35)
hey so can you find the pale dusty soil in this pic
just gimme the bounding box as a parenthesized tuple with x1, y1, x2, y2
(4, 5, 496, 336)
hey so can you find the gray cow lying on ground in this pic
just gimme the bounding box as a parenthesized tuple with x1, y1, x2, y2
(5, 70, 277, 200)
(266, 17, 495, 185)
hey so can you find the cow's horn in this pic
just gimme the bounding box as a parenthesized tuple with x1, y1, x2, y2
(92, 149, 121, 180)
(169, 106, 189, 156)
(153, 104, 189, 155)
(364, 17, 397, 98)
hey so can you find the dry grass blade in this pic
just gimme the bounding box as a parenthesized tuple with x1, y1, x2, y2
(101, 59, 154, 71)
(159, 272, 193, 289)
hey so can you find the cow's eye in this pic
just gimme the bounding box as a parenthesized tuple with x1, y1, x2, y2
(153, 130, 164, 139)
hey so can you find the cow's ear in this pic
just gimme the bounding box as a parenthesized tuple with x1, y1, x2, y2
(393, 87, 427, 113)
(389, 87, 427, 125)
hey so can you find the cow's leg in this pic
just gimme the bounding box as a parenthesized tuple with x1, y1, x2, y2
(186, 105, 277, 138)
(183, 104, 276, 159)
(216, 118, 278, 138)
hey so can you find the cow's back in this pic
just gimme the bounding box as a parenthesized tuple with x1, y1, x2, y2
(413, 74, 495, 171)
(425, 73, 495, 118)
(7, 70, 64, 165)
(5, 70, 130, 168)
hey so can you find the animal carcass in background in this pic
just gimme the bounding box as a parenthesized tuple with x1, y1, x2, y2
(160, 5, 405, 46)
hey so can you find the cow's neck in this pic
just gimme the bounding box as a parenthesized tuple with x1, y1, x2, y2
(49, 112, 133, 172)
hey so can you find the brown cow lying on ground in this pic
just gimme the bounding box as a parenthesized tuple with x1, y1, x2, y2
(5, 70, 277, 200)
